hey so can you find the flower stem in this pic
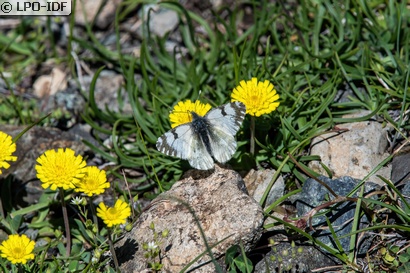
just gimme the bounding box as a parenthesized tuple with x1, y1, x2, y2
(0, 196, 4, 219)
(108, 228, 120, 272)
(59, 188, 71, 257)
(88, 196, 99, 232)
(250, 116, 255, 155)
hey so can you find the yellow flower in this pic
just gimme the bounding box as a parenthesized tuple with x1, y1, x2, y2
(169, 100, 212, 128)
(74, 166, 110, 196)
(35, 148, 87, 191)
(0, 234, 35, 265)
(0, 131, 17, 175)
(231, 77, 280, 117)
(97, 199, 131, 228)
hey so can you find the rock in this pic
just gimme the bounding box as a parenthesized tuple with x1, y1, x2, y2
(391, 147, 410, 204)
(137, 5, 179, 38)
(116, 165, 264, 272)
(33, 67, 67, 98)
(244, 169, 285, 207)
(149, 8, 179, 38)
(243, 169, 285, 231)
(75, 0, 122, 29)
(309, 120, 391, 185)
(33, 77, 86, 130)
(253, 234, 338, 273)
(295, 176, 378, 255)
(76, 70, 130, 114)
(391, 147, 410, 185)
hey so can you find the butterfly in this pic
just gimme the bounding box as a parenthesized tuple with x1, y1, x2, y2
(156, 101, 246, 170)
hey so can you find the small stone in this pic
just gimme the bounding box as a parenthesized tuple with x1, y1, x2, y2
(136, 5, 179, 38)
(75, 0, 122, 29)
(244, 169, 285, 207)
(33, 67, 67, 98)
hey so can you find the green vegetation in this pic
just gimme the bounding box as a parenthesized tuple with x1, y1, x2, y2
(0, 0, 409, 272)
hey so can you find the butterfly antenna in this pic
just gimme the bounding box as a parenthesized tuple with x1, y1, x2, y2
(195, 90, 213, 107)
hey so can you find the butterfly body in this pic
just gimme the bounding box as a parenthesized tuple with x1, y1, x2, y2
(190, 111, 214, 157)
(156, 102, 246, 170)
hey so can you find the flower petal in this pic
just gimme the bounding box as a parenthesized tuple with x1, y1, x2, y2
(0, 131, 17, 174)
(0, 234, 35, 265)
(231, 78, 280, 117)
(35, 148, 86, 191)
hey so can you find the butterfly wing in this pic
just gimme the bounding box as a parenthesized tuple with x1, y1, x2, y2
(207, 128, 237, 163)
(187, 138, 215, 170)
(156, 124, 214, 170)
(205, 101, 246, 163)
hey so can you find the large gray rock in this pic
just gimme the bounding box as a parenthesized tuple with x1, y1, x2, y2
(392, 149, 410, 205)
(391, 149, 410, 185)
(309, 120, 391, 185)
(116, 165, 264, 272)
(254, 235, 338, 273)
(295, 176, 378, 255)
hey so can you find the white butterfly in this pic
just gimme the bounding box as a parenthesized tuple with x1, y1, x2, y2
(156, 101, 246, 170)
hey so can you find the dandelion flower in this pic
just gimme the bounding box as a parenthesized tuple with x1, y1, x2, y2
(97, 199, 131, 228)
(0, 131, 17, 175)
(169, 100, 212, 128)
(74, 166, 110, 196)
(35, 148, 87, 190)
(231, 77, 280, 117)
(0, 234, 35, 265)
